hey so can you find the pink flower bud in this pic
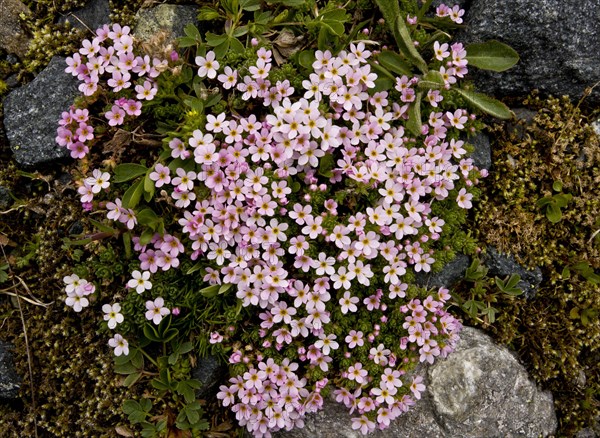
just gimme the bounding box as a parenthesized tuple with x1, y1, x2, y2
(170, 51, 179, 62)
(172, 307, 180, 316)
(251, 38, 259, 46)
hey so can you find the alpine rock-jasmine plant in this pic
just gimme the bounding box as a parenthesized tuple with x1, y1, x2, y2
(55, 1, 518, 434)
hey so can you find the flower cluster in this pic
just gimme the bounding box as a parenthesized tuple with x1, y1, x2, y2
(217, 358, 323, 435)
(63, 273, 95, 312)
(59, 14, 482, 437)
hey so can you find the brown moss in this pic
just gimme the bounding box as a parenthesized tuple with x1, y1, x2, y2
(465, 92, 600, 435)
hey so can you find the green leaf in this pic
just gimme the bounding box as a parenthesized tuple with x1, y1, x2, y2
(143, 324, 162, 343)
(318, 153, 335, 178)
(466, 40, 519, 72)
(561, 266, 571, 279)
(88, 218, 116, 234)
(394, 16, 428, 73)
(178, 342, 194, 355)
(536, 196, 553, 207)
(229, 36, 245, 54)
(186, 263, 203, 274)
(240, 0, 261, 11)
(123, 372, 142, 387)
(198, 7, 221, 21)
(406, 92, 423, 136)
(219, 283, 233, 295)
(137, 208, 160, 230)
(213, 39, 231, 59)
(298, 50, 316, 70)
(377, 51, 412, 76)
(546, 203, 562, 223)
(552, 180, 563, 192)
(122, 400, 149, 423)
(122, 179, 144, 209)
(205, 32, 228, 47)
(199, 284, 220, 297)
(318, 9, 348, 36)
(418, 70, 446, 90)
(372, 76, 395, 92)
(454, 88, 513, 119)
(553, 193, 572, 208)
(113, 164, 148, 183)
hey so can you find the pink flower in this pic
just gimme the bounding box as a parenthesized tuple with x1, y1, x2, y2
(196, 51, 219, 79)
(456, 188, 473, 208)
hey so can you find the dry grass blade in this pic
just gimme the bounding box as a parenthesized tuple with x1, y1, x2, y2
(0, 243, 40, 438)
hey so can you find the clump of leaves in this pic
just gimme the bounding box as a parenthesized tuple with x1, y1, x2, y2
(469, 91, 600, 435)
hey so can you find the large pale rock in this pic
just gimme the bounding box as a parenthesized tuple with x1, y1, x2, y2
(0, 0, 31, 58)
(134, 4, 198, 46)
(459, 0, 600, 102)
(3, 56, 78, 167)
(276, 327, 557, 438)
(429, 327, 557, 437)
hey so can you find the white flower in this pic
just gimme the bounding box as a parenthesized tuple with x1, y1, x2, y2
(102, 303, 124, 329)
(145, 297, 170, 325)
(65, 289, 89, 312)
(195, 51, 219, 79)
(63, 273, 82, 294)
(108, 334, 129, 356)
(85, 169, 111, 193)
(127, 270, 152, 294)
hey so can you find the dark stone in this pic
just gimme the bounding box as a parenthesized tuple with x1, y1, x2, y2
(468, 132, 491, 170)
(134, 4, 199, 46)
(483, 246, 543, 299)
(58, 0, 111, 32)
(191, 355, 227, 399)
(0, 340, 20, 400)
(415, 253, 470, 289)
(68, 220, 83, 235)
(3, 56, 78, 167)
(0, 186, 12, 210)
(458, 0, 600, 103)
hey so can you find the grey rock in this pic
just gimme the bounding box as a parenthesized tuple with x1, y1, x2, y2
(277, 327, 557, 437)
(484, 246, 543, 298)
(134, 4, 199, 47)
(459, 0, 600, 103)
(192, 355, 227, 399)
(429, 327, 557, 437)
(3, 56, 78, 167)
(0, 340, 20, 400)
(0, 0, 31, 58)
(468, 132, 491, 170)
(58, 0, 110, 32)
(0, 186, 12, 210)
(415, 253, 470, 289)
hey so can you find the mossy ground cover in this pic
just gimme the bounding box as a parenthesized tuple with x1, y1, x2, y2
(0, 1, 598, 437)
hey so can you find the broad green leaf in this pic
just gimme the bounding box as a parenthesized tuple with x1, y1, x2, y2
(213, 39, 231, 59)
(374, 0, 401, 38)
(178, 342, 194, 355)
(113, 164, 148, 183)
(394, 16, 428, 73)
(240, 0, 261, 11)
(137, 208, 160, 230)
(552, 180, 563, 192)
(184, 24, 201, 40)
(554, 193, 572, 208)
(546, 203, 562, 223)
(536, 196, 553, 207)
(123, 372, 142, 387)
(122, 179, 144, 209)
(561, 266, 571, 279)
(319, 9, 348, 36)
(377, 51, 412, 76)
(298, 50, 316, 70)
(229, 36, 245, 54)
(373, 76, 394, 92)
(466, 40, 519, 72)
(454, 88, 513, 119)
(205, 32, 228, 47)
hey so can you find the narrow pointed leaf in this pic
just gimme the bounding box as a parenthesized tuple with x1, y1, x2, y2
(377, 51, 412, 76)
(407, 91, 423, 136)
(394, 16, 428, 73)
